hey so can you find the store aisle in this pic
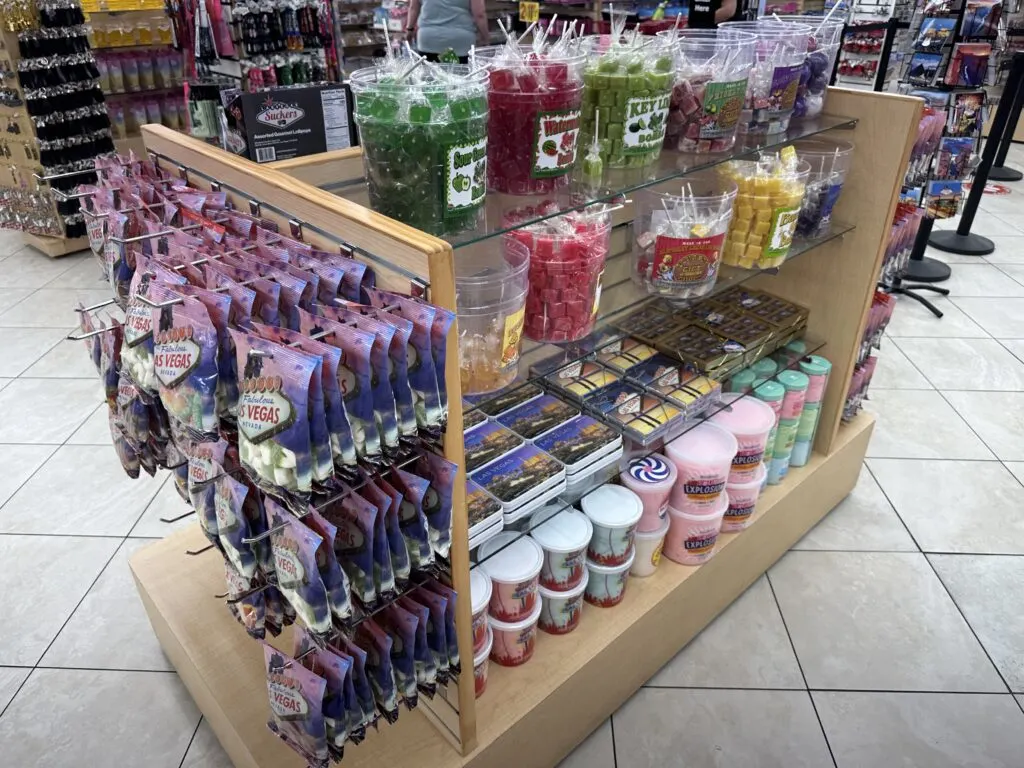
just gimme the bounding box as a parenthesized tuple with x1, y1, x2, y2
(0, 148, 1023, 768)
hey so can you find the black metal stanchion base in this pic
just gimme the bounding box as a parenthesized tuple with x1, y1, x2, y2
(889, 283, 950, 318)
(928, 230, 995, 256)
(904, 255, 953, 282)
(988, 166, 1023, 183)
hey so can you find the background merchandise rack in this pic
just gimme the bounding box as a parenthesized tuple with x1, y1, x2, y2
(127, 84, 921, 768)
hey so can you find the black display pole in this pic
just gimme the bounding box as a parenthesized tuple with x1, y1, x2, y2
(987, 75, 1024, 183)
(930, 52, 1024, 255)
(887, 216, 951, 317)
(873, 17, 902, 92)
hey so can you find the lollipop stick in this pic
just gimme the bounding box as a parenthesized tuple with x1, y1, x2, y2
(518, 21, 537, 43)
(498, 18, 511, 43)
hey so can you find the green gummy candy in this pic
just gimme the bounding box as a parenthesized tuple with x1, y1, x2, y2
(626, 60, 644, 74)
(372, 95, 399, 120)
(409, 103, 433, 123)
(450, 98, 476, 121)
(582, 155, 602, 178)
(598, 89, 616, 107)
(607, 73, 629, 90)
(655, 56, 673, 72)
(606, 122, 623, 140)
(597, 58, 620, 73)
(609, 105, 625, 122)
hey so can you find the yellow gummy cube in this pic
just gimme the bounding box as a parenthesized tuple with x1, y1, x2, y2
(779, 193, 804, 207)
(753, 221, 770, 235)
(735, 204, 753, 219)
(731, 243, 746, 259)
(745, 244, 762, 259)
(754, 209, 773, 223)
(751, 199, 772, 213)
(752, 177, 771, 194)
(739, 258, 755, 269)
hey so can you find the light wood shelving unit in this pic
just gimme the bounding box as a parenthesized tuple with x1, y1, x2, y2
(131, 87, 923, 768)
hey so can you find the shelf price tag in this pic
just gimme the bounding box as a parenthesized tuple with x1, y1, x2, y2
(520, 1, 540, 23)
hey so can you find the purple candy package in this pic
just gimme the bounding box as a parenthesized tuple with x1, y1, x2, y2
(122, 279, 184, 394)
(378, 603, 418, 707)
(393, 468, 434, 569)
(293, 628, 352, 760)
(77, 304, 103, 375)
(151, 297, 220, 436)
(263, 644, 330, 768)
(375, 475, 411, 582)
(203, 264, 257, 329)
(360, 470, 410, 583)
(266, 499, 332, 635)
(356, 482, 396, 599)
(321, 490, 377, 605)
(300, 506, 355, 622)
(334, 635, 377, 732)
(416, 452, 457, 558)
(224, 559, 266, 639)
(115, 372, 150, 448)
(299, 251, 345, 306)
(397, 596, 438, 698)
(208, 260, 281, 327)
(412, 586, 450, 683)
(354, 619, 400, 722)
(170, 283, 237, 416)
(424, 579, 461, 672)
(109, 410, 141, 479)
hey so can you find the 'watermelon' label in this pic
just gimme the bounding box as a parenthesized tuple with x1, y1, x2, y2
(532, 109, 581, 178)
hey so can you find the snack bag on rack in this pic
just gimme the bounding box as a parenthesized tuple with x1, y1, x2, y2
(98, 315, 123, 406)
(300, 506, 355, 622)
(334, 635, 377, 733)
(397, 596, 438, 698)
(263, 585, 290, 637)
(215, 473, 259, 579)
(377, 602, 419, 708)
(338, 251, 374, 302)
(318, 305, 400, 451)
(320, 490, 377, 606)
(298, 252, 345, 307)
(293, 628, 352, 760)
(76, 305, 103, 375)
(229, 253, 308, 331)
(105, 209, 136, 303)
(166, 441, 189, 501)
(229, 329, 316, 503)
(224, 560, 266, 639)
(354, 619, 400, 723)
(202, 264, 257, 329)
(424, 579, 461, 671)
(297, 310, 381, 461)
(359, 472, 403, 589)
(151, 297, 220, 437)
(375, 475, 411, 582)
(265, 499, 333, 635)
(122, 275, 186, 394)
(109, 410, 141, 479)
(263, 644, 330, 768)
(311, 637, 366, 746)
(425, 305, 455, 420)
(208, 260, 281, 327)
(412, 586, 450, 683)
(416, 452, 456, 558)
(171, 283, 237, 417)
(115, 372, 151, 448)
(393, 468, 434, 570)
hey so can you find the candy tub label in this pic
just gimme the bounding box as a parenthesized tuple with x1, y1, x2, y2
(701, 79, 747, 139)
(765, 205, 801, 260)
(532, 108, 581, 178)
(445, 137, 487, 216)
(652, 233, 726, 287)
(624, 94, 671, 154)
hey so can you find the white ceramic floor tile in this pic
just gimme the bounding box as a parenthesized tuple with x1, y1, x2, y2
(181, 720, 232, 768)
(943, 391, 1024, 462)
(869, 459, 1024, 554)
(924, 245, 984, 264)
(793, 464, 917, 552)
(991, 262, 1024, 289)
(0, 445, 164, 536)
(0, 230, 28, 257)
(0, 667, 29, 712)
(0, 377, 102, 444)
(0, 444, 55, 509)
(814, 691, 1024, 768)
(647, 576, 803, 689)
(21, 330, 101, 378)
(871, 340, 933, 390)
(0, 378, 10, 391)
(65, 404, 111, 445)
(895, 337, 1024, 391)
(0, 288, 115, 328)
(0, 535, 120, 665)
(864, 389, 994, 460)
(43, 256, 107, 290)
(1001, 339, 1024, 367)
(886, 297, 990, 338)
(952, 297, 1024, 338)
(941, 264, 1024, 298)
(769, 551, 1004, 692)
(0, 668, 199, 768)
(0, 251, 84, 290)
(0, 288, 33, 317)
(128, 476, 195, 538)
(612, 689, 833, 768)
(557, 719, 615, 768)
(984, 236, 1024, 265)
(0, 327, 70, 377)
(955, 212, 1024, 238)
(930, 555, 1024, 692)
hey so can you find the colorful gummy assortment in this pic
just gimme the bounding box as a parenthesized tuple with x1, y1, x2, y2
(486, 56, 585, 195)
(666, 75, 748, 154)
(351, 65, 489, 238)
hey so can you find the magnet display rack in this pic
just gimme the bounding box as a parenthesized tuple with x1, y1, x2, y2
(131, 86, 921, 768)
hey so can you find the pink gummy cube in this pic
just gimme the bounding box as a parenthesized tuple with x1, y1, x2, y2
(566, 300, 586, 318)
(553, 316, 573, 331)
(547, 302, 567, 318)
(681, 93, 701, 116)
(685, 122, 701, 140)
(541, 288, 560, 303)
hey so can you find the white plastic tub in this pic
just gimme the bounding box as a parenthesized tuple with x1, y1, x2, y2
(538, 569, 589, 635)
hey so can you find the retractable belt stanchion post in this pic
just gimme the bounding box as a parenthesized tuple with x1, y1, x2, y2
(988, 74, 1024, 183)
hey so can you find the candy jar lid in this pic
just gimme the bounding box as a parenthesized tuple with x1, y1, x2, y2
(776, 370, 810, 390)
(581, 485, 643, 529)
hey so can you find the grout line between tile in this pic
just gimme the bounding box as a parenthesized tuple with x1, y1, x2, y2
(178, 716, 204, 768)
(641, 685, 1024, 695)
(609, 713, 619, 768)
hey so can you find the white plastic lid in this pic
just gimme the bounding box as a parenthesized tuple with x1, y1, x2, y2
(478, 532, 544, 584)
(486, 595, 543, 631)
(530, 508, 593, 553)
(581, 485, 643, 529)
(726, 460, 767, 490)
(473, 624, 493, 667)
(538, 567, 589, 600)
(585, 549, 636, 574)
(470, 566, 492, 616)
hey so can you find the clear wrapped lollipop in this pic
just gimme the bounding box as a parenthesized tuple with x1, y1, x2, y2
(767, 14, 845, 120)
(632, 173, 738, 301)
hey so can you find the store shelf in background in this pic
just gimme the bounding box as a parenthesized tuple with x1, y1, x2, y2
(114, 134, 148, 156)
(82, 0, 164, 10)
(105, 84, 182, 98)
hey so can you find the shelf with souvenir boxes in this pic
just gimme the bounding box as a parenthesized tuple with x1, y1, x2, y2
(129, 85, 919, 768)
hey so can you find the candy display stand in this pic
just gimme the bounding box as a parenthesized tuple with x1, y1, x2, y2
(130, 85, 920, 768)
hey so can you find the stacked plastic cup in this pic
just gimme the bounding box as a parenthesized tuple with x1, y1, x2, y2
(478, 40, 587, 195)
(580, 32, 677, 169)
(790, 354, 832, 467)
(456, 238, 530, 395)
(350, 62, 489, 238)
(767, 15, 845, 120)
(659, 28, 756, 154)
(768, 369, 808, 484)
(503, 204, 611, 342)
(631, 175, 738, 301)
(719, 21, 810, 135)
(793, 137, 855, 239)
(752, 377, 785, 470)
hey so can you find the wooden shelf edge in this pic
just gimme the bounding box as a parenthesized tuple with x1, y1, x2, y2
(130, 413, 874, 768)
(22, 232, 90, 258)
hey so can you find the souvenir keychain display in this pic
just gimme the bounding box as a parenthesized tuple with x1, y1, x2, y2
(73, 151, 464, 763)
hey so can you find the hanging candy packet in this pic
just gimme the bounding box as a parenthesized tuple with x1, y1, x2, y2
(240, 472, 275, 576)
(393, 469, 434, 570)
(315, 639, 366, 746)
(293, 628, 352, 761)
(321, 491, 377, 605)
(377, 603, 418, 708)
(334, 635, 377, 732)
(233, 254, 307, 331)
(77, 305, 103, 375)
(172, 283, 237, 417)
(115, 372, 151, 447)
(98, 316, 123, 406)
(426, 305, 455, 420)
(251, 323, 337, 484)
(359, 471, 406, 583)
(215, 473, 258, 579)
(152, 297, 220, 437)
(397, 596, 438, 698)
(263, 585, 289, 637)
(224, 560, 266, 640)
(300, 506, 355, 622)
(424, 579, 461, 672)
(263, 644, 330, 768)
(122, 279, 183, 393)
(229, 329, 315, 503)
(412, 586, 450, 684)
(208, 260, 281, 326)
(265, 500, 333, 635)
(203, 264, 257, 329)
(298, 252, 345, 306)
(374, 475, 411, 582)
(167, 441, 190, 501)
(335, 252, 371, 302)
(354, 620, 400, 723)
(416, 452, 456, 558)
(188, 457, 223, 552)
(319, 305, 400, 452)
(109, 411, 141, 479)
(366, 289, 442, 431)
(105, 210, 135, 302)
(298, 310, 381, 460)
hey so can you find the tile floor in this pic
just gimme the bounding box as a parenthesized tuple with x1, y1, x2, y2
(1, 147, 1023, 768)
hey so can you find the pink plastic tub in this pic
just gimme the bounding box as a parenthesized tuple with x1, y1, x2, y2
(470, 566, 492, 654)
(619, 453, 678, 532)
(710, 393, 778, 483)
(722, 461, 766, 533)
(665, 422, 738, 513)
(538, 569, 589, 635)
(663, 493, 728, 566)
(478, 532, 544, 623)
(474, 625, 493, 698)
(488, 598, 542, 667)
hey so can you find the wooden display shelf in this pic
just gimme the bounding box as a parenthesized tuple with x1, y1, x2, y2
(22, 232, 89, 258)
(130, 412, 873, 768)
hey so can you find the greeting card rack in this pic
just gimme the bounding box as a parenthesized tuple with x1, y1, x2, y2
(130, 86, 922, 768)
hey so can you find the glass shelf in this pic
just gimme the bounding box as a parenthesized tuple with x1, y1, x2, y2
(322, 114, 857, 249)
(461, 220, 854, 419)
(467, 333, 827, 570)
